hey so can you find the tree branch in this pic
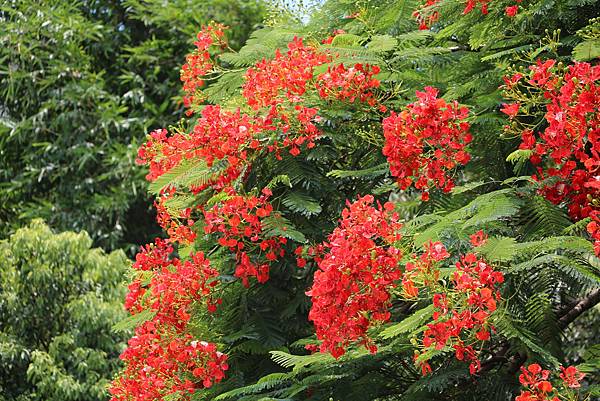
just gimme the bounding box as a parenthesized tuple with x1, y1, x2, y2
(557, 288, 600, 330)
(480, 288, 600, 373)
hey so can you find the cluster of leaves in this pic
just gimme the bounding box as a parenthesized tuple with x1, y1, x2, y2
(0, 0, 265, 252)
(0, 220, 130, 401)
(110, 0, 600, 399)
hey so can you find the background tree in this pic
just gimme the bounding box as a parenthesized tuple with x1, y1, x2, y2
(0, 220, 130, 401)
(0, 0, 265, 253)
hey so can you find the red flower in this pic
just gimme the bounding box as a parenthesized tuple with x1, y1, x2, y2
(316, 63, 381, 106)
(519, 364, 550, 386)
(203, 188, 286, 287)
(503, 73, 523, 88)
(514, 364, 579, 401)
(587, 213, 600, 256)
(179, 22, 228, 110)
(113, 238, 227, 399)
(383, 86, 472, 198)
(559, 365, 585, 388)
(501, 102, 520, 118)
(469, 230, 488, 247)
(243, 37, 329, 110)
(110, 324, 228, 401)
(321, 29, 346, 44)
(137, 106, 259, 189)
(411, 237, 503, 376)
(505, 5, 519, 17)
(462, 0, 490, 14)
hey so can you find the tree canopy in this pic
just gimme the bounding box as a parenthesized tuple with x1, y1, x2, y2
(109, 1, 600, 400)
(0, 220, 129, 401)
(1, 0, 599, 400)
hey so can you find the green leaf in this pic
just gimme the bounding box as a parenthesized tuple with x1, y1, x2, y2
(271, 350, 335, 370)
(367, 35, 398, 53)
(494, 312, 560, 367)
(282, 192, 322, 216)
(415, 347, 451, 364)
(476, 237, 518, 262)
(450, 181, 489, 195)
(380, 305, 434, 339)
(112, 309, 156, 333)
(327, 163, 388, 179)
(330, 33, 363, 48)
(506, 149, 533, 164)
(266, 174, 292, 189)
(572, 40, 600, 61)
(206, 191, 232, 207)
(148, 158, 209, 194)
(262, 215, 307, 243)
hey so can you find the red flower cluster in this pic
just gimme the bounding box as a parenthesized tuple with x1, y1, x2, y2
(140, 35, 362, 193)
(133, 248, 220, 323)
(505, 4, 519, 16)
(111, 239, 226, 400)
(413, 2, 440, 30)
(260, 104, 321, 159)
(503, 60, 600, 254)
(180, 23, 228, 111)
(409, 233, 504, 375)
(203, 188, 287, 287)
(517, 364, 557, 401)
(307, 195, 403, 358)
(559, 365, 586, 388)
(241, 37, 386, 158)
(243, 37, 330, 109)
(587, 211, 600, 255)
(413, 0, 520, 30)
(241, 38, 325, 159)
(137, 106, 259, 188)
(126, 30, 393, 399)
(137, 128, 179, 182)
(110, 323, 228, 401)
(139, 34, 388, 192)
(131, 237, 174, 272)
(316, 63, 381, 107)
(515, 364, 585, 401)
(463, 0, 491, 15)
(401, 241, 451, 298)
(123, 31, 378, 399)
(382, 86, 472, 200)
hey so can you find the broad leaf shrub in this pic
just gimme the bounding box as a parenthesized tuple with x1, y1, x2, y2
(0, 220, 129, 401)
(112, 2, 600, 400)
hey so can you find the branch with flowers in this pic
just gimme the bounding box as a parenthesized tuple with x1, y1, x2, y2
(110, 7, 600, 400)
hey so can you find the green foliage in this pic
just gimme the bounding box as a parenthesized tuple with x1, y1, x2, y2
(573, 17, 600, 60)
(155, 0, 600, 399)
(0, 0, 265, 253)
(0, 220, 130, 401)
(0, 0, 150, 251)
(379, 305, 435, 339)
(8, 0, 591, 398)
